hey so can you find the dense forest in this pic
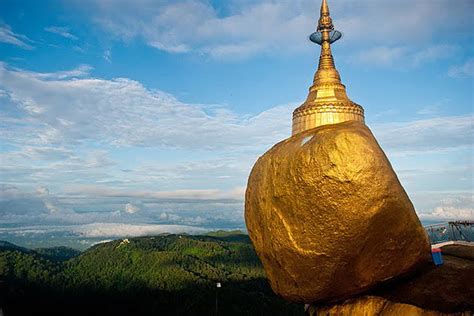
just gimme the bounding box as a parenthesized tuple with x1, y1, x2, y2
(0, 232, 304, 316)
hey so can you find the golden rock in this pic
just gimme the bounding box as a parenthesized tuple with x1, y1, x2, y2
(244, 121, 431, 303)
(307, 245, 474, 314)
(306, 243, 474, 316)
(307, 296, 470, 316)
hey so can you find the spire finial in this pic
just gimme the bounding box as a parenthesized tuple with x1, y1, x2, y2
(291, 0, 365, 135)
(321, 0, 329, 13)
(318, 0, 333, 31)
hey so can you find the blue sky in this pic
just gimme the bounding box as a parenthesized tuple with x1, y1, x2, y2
(0, 0, 473, 246)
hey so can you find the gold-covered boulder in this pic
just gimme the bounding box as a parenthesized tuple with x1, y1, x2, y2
(245, 121, 431, 303)
(307, 296, 461, 316)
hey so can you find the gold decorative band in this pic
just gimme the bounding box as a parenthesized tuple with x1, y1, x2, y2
(293, 103, 364, 117)
(292, 103, 365, 135)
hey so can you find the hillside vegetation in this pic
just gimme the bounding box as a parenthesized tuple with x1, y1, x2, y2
(0, 233, 303, 316)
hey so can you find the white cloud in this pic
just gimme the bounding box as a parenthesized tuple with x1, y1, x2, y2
(159, 212, 181, 221)
(73, 223, 207, 237)
(124, 203, 140, 214)
(411, 45, 459, 66)
(448, 58, 474, 78)
(415, 99, 451, 116)
(0, 184, 32, 200)
(350, 45, 458, 68)
(149, 41, 189, 54)
(64, 185, 246, 201)
(353, 46, 408, 67)
(0, 185, 53, 219)
(36, 186, 50, 196)
(51, 150, 114, 171)
(372, 116, 473, 155)
(44, 200, 59, 213)
(0, 223, 208, 239)
(0, 23, 33, 49)
(4, 146, 73, 161)
(0, 146, 116, 188)
(12, 64, 93, 80)
(419, 195, 474, 221)
(336, 1, 472, 47)
(103, 49, 112, 63)
(44, 26, 78, 40)
(430, 205, 473, 221)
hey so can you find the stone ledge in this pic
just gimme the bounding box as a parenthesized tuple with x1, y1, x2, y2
(307, 244, 474, 315)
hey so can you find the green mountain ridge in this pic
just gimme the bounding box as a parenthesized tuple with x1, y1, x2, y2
(0, 240, 32, 253)
(33, 246, 82, 262)
(0, 233, 303, 316)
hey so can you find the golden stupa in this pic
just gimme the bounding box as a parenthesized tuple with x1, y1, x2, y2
(245, 0, 430, 304)
(292, 0, 364, 135)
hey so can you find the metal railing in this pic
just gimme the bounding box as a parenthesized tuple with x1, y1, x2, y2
(424, 221, 474, 244)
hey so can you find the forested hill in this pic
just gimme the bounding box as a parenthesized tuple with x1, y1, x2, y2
(0, 232, 303, 316)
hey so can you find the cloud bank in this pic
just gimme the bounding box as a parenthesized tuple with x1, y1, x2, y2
(73, 223, 207, 238)
(0, 62, 472, 237)
(77, 0, 473, 59)
(0, 62, 292, 149)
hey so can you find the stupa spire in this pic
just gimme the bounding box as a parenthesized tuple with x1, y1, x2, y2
(292, 0, 365, 135)
(315, 0, 337, 77)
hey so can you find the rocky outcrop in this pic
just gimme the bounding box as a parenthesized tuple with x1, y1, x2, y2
(307, 296, 470, 316)
(245, 121, 431, 303)
(307, 245, 474, 315)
